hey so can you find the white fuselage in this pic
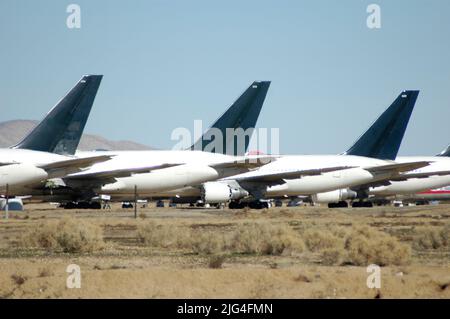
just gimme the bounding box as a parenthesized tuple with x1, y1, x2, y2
(0, 148, 70, 193)
(140, 154, 404, 199)
(227, 155, 398, 196)
(73, 150, 249, 197)
(369, 156, 450, 196)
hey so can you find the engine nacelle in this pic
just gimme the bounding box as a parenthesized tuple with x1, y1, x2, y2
(312, 189, 357, 204)
(201, 182, 248, 203)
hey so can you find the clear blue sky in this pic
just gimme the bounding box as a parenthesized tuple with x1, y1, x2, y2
(1, 0, 449, 155)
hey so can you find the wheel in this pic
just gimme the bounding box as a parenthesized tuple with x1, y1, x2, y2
(352, 201, 362, 208)
(249, 201, 266, 209)
(363, 201, 373, 208)
(229, 201, 237, 209)
(90, 202, 101, 209)
(338, 201, 349, 208)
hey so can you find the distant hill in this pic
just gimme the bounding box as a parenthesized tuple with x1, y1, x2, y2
(0, 120, 153, 151)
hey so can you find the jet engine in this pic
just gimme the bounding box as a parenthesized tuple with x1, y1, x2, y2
(311, 189, 357, 204)
(201, 182, 248, 203)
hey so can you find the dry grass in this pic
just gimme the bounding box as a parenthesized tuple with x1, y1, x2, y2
(11, 274, 27, 286)
(138, 221, 305, 256)
(414, 225, 450, 250)
(137, 221, 190, 249)
(208, 255, 226, 269)
(191, 231, 227, 255)
(230, 222, 305, 255)
(20, 217, 104, 253)
(303, 229, 342, 252)
(320, 248, 345, 266)
(344, 226, 411, 266)
(38, 267, 53, 278)
(1, 203, 449, 298)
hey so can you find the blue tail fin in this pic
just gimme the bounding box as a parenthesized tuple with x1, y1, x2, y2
(13, 75, 102, 155)
(345, 90, 419, 160)
(190, 81, 270, 156)
(437, 145, 450, 157)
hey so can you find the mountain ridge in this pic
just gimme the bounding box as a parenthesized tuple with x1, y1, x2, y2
(0, 120, 153, 151)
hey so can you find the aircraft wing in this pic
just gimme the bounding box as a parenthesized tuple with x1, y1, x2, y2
(231, 166, 355, 186)
(364, 161, 431, 175)
(350, 165, 446, 191)
(37, 155, 113, 178)
(0, 162, 18, 167)
(62, 163, 182, 188)
(389, 170, 450, 181)
(209, 156, 277, 170)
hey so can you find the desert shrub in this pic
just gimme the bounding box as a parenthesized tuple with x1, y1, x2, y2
(208, 254, 226, 269)
(303, 229, 341, 252)
(137, 222, 190, 249)
(414, 225, 450, 250)
(138, 212, 147, 219)
(38, 267, 53, 278)
(137, 222, 169, 246)
(11, 274, 27, 286)
(321, 248, 345, 266)
(344, 226, 411, 266)
(191, 231, 227, 254)
(21, 217, 104, 253)
(230, 222, 304, 255)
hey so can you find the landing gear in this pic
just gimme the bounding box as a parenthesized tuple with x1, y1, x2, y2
(351, 201, 373, 208)
(122, 202, 134, 209)
(63, 201, 102, 209)
(156, 200, 165, 208)
(328, 201, 348, 208)
(287, 200, 300, 207)
(248, 201, 269, 209)
(229, 201, 247, 209)
(274, 199, 283, 207)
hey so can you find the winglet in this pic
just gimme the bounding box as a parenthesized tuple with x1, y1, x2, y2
(345, 90, 419, 160)
(190, 81, 271, 156)
(12, 75, 103, 155)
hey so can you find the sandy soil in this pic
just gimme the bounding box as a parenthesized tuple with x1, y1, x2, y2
(0, 203, 449, 299)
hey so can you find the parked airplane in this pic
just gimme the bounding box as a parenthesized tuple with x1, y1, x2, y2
(360, 144, 450, 202)
(141, 90, 437, 208)
(26, 81, 273, 207)
(311, 142, 450, 207)
(0, 75, 113, 195)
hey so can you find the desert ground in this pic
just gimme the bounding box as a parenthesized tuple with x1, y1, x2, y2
(0, 202, 449, 299)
